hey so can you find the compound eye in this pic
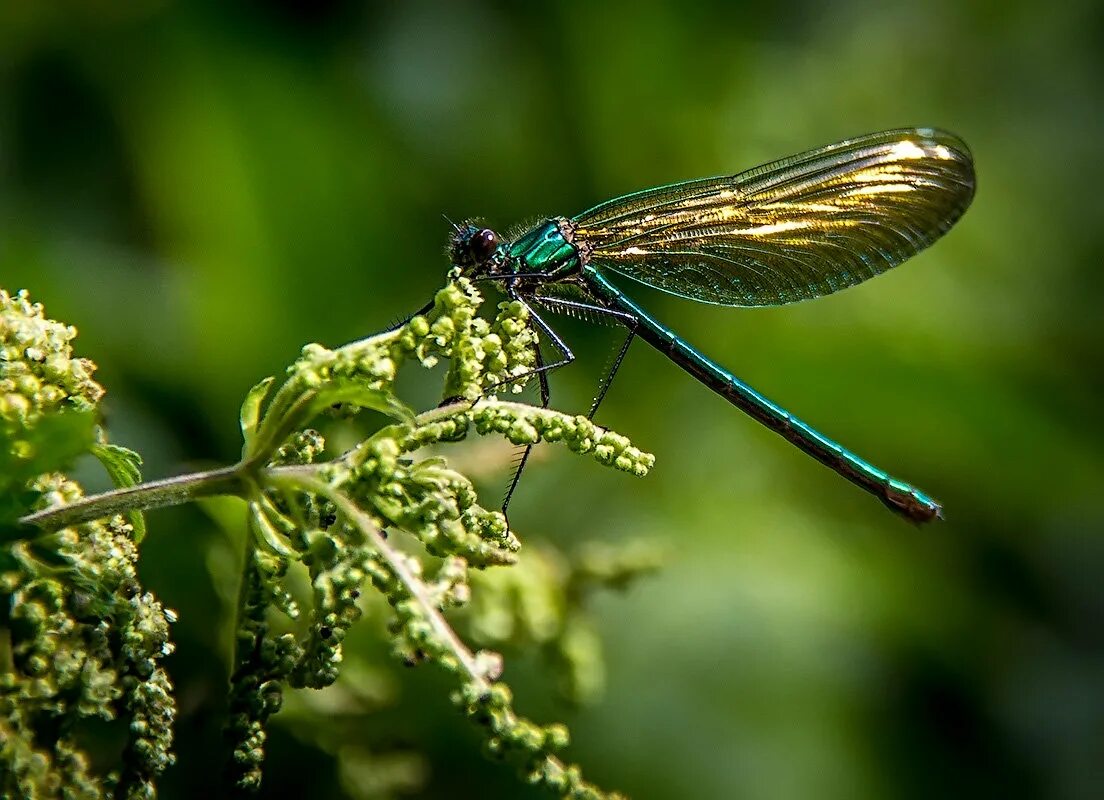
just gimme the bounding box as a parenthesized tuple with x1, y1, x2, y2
(468, 228, 499, 262)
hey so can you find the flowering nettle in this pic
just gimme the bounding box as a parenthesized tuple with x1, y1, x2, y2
(4, 280, 657, 800)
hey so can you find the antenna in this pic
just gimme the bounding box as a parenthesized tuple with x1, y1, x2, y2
(441, 213, 461, 232)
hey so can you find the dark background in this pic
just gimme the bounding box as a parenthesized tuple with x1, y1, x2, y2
(2, 2, 1103, 798)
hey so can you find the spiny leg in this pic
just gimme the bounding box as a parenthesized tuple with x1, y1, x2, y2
(498, 290, 576, 518)
(501, 337, 550, 514)
(532, 295, 637, 419)
(485, 289, 578, 391)
(500, 294, 641, 517)
(588, 326, 635, 419)
(384, 297, 436, 333)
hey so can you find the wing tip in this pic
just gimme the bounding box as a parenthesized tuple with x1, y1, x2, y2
(902, 127, 975, 174)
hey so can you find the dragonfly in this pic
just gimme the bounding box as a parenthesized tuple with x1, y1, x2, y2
(439, 128, 975, 522)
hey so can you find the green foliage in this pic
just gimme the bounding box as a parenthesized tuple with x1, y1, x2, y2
(90, 442, 146, 542)
(2, 281, 660, 799)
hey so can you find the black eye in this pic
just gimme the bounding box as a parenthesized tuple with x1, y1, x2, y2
(468, 228, 499, 262)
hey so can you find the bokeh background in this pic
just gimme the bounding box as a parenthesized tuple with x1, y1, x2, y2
(3, 2, 1103, 798)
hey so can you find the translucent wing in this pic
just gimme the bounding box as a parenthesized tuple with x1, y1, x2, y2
(573, 128, 975, 307)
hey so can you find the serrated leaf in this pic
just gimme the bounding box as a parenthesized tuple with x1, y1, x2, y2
(91, 441, 147, 542)
(91, 442, 143, 486)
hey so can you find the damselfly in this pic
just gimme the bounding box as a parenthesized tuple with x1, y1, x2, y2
(443, 128, 974, 522)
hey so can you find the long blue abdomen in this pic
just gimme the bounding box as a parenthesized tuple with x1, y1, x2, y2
(581, 265, 941, 522)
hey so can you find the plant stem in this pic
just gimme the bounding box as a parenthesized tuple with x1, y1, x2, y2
(16, 464, 246, 534)
(11, 400, 475, 538)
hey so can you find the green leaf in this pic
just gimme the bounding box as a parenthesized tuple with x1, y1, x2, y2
(249, 501, 296, 558)
(92, 442, 143, 486)
(91, 441, 147, 542)
(309, 380, 415, 425)
(240, 376, 275, 448)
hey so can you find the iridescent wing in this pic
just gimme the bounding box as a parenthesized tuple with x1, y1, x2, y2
(573, 128, 975, 307)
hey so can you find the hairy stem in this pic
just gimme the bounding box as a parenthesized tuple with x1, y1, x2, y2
(16, 464, 245, 534)
(12, 401, 475, 540)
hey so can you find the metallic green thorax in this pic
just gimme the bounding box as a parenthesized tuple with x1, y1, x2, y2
(504, 218, 581, 278)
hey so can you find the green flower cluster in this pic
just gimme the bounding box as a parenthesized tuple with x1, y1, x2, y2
(0, 290, 103, 500)
(224, 551, 302, 792)
(0, 289, 103, 430)
(1, 291, 176, 800)
(472, 401, 655, 475)
(453, 681, 624, 800)
(3, 484, 176, 800)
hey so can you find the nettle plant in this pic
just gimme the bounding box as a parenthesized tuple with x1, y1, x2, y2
(0, 278, 662, 799)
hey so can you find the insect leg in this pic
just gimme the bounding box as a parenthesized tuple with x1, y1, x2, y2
(497, 290, 575, 516)
(384, 297, 436, 332)
(532, 295, 637, 419)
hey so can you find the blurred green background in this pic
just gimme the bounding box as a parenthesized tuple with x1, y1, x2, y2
(3, 1, 1103, 798)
